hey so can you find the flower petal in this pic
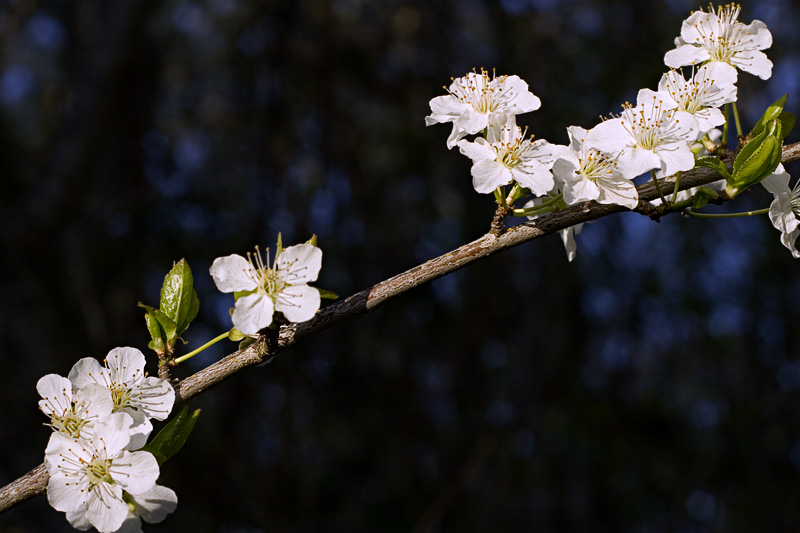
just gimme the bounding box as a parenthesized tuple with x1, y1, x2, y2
(85, 483, 128, 533)
(37, 374, 72, 417)
(471, 159, 510, 193)
(276, 243, 322, 284)
(114, 450, 160, 495)
(131, 485, 179, 524)
(232, 293, 274, 335)
(105, 347, 146, 386)
(276, 284, 321, 323)
(210, 254, 259, 293)
(664, 44, 710, 69)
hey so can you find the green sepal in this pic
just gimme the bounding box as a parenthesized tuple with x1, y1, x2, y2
(749, 94, 788, 139)
(694, 157, 731, 180)
(276, 232, 283, 256)
(692, 187, 719, 209)
(159, 259, 200, 337)
(140, 405, 201, 467)
(233, 289, 255, 302)
(239, 335, 257, 351)
(318, 288, 339, 300)
(305, 234, 318, 247)
(228, 328, 246, 341)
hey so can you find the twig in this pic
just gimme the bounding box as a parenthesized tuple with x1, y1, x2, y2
(2, 142, 799, 514)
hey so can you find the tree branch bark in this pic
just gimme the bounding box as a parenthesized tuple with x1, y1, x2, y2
(2, 142, 798, 514)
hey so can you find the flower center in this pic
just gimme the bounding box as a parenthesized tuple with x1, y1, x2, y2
(52, 411, 86, 439)
(621, 98, 681, 151)
(579, 150, 616, 182)
(692, 4, 744, 63)
(87, 457, 114, 487)
(110, 383, 132, 411)
(447, 69, 507, 114)
(259, 267, 285, 296)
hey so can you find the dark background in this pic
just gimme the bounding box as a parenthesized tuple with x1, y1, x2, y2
(2, 0, 800, 531)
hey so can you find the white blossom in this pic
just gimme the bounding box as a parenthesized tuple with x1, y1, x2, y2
(552, 126, 638, 209)
(69, 347, 175, 450)
(586, 93, 697, 180)
(456, 114, 556, 195)
(37, 374, 113, 440)
(210, 243, 323, 335)
(658, 63, 737, 136)
(761, 164, 800, 258)
(426, 69, 542, 149)
(664, 4, 773, 80)
(45, 413, 160, 533)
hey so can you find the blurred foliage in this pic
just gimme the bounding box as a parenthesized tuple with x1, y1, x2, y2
(2, 0, 800, 531)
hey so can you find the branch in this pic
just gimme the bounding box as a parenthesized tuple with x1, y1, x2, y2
(2, 142, 798, 513)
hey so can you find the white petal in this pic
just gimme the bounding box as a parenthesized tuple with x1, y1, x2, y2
(105, 347, 146, 386)
(471, 159, 511, 193)
(499, 75, 541, 113)
(69, 357, 108, 390)
(131, 485, 179, 524)
(276, 243, 323, 284)
(85, 483, 128, 533)
(427, 95, 464, 121)
(511, 162, 554, 197)
(91, 412, 134, 456)
(47, 474, 88, 513)
(37, 374, 72, 417)
(560, 224, 583, 262)
(131, 376, 175, 421)
(276, 284, 321, 323)
(73, 384, 114, 421)
(457, 137, 496, 162)
(596, 175, 639, 209)
(761, 164, 790, 195)
(125, 412, 153, 451)
(585, 119, 632, 154)
(780, 229, 800, 258)
(732, 50, 773, 80)
(209, 254, 259, 293)
(66, 507, 93, 531)
(664, 44, 710, 68)
(616, 147, 661, 179)
(656, 142, 696, 175)
(113, 450, 160, 495)
(561, 174, 600, 205)
(232, 293, 274, 335)
(769, 193, 799, 234)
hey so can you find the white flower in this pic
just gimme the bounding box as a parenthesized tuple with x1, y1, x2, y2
(69, 347, 175, 450)
(552, 126, 638, 209)
(456, 114, 556, 195)
(761, 164, 800, 257)
(586, 93, 697, 179)
(426, 69, 542, 149)
(45, 413, 160, 533)
(210, 242, 323, 335)
(37, 374, 113, 440)
(664, 4, 773, 80)
(658, 63, 737, 136)
(524, 197, 583, 262)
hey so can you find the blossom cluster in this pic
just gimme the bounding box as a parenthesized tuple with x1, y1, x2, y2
(426, 5, 794, 260)
(38, 347, 176, 532)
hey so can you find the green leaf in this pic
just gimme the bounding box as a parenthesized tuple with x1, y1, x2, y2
(318, 288, 339, 300)
(142, 309, 166, 354)
(141, 405, 201, 466)
(159, 259, 200, 337)
(695, 157, 731, 180)
(733, 127, 768, 176)
(749, 93, 788, 139)
(138, 303, 178, 345)
(778, 111, 795, 141)
(731, 132, 782, 190)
